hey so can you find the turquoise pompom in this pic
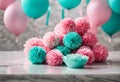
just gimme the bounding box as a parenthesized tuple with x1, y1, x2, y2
(63, 54, 88, 68)
(63, 32, 82, 50)
(28, 46, 46, 64)
(55, 46, 71, 56)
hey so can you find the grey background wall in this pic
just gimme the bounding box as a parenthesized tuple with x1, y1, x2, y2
(0, 0, 120, 51)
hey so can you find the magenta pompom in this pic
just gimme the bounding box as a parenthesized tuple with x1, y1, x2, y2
(75, 17, 90, 36)
(76, 46, 95, 64)
(92, 44, 108, 62)
(46, 50, 63, 66)
(54, 18, 76, 34)
(82, 32, 98, 47)
(42, 32, 60, 49)
(24, 37, 44, 56)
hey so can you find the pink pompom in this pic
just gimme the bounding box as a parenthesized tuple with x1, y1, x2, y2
(92, 44, 108, 62)
(82, 32, 98, 47)
(43, 46, 51, 53)
(0, 0, 15, 10)
(24, 37, 44, 56)
(76, 46, 95, 64)
(46, 50, 63, 66)
(54, 18, 76, 34)
(75, 17, 90, 36)
(42, 32, 60, 49)
(54, 28, 65, 45)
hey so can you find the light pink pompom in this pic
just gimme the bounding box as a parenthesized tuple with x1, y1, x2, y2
(75, 17, 90, 36)
(54, 18, 76, 34)
(92, 44, 108, 62)
(42, 32, 60, 49)
(76, 46, 95, 64)
(54, 28, 65, 45)
(0, 0, 15, 10)
(82, 32, 98, 47)
(46, 50, 63, 66)
(24, 37, 44, 56)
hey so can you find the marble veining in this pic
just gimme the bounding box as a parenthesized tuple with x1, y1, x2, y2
(0, 51, 120, 82)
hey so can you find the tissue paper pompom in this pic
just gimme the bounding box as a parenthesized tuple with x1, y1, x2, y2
(82, 32, 98, 47)
(54, 18, 76, 34)
(92, 44, 108, 62)
(76, 46, 95, 64)
(28, 46, 46, 64)
(63, 32, 82, 50)
(54, 29, 65, 45)
(75, 17, 90, 36)
(43, 46, 51, 53)
(46, 50, 63, 66)
(24, 37, 44, 56)
(42, 32, 60, 49)
(0, 0, 15, 10)
(63, 54, 88, 68)
(55, 46, 71, 56)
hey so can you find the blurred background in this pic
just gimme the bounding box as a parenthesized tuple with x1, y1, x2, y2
(0, 0, 120, 51)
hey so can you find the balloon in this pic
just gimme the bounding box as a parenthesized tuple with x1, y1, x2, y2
(108, 0, 120, 14)
(21, 0, 49, 19)
(58, 0, 81, 10)
(0, 0, 15, 10)
(102, 11, 120, 37)
(87, 0, 112, 27)
(86, 0, 90, 4)
(4, 1, 29, 36)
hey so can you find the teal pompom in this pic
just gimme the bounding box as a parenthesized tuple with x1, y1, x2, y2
(63, 54, 88, 68)
(55, 46, 71, 56)
(28, 46, 46, 64)
(63, 32, 82, 50)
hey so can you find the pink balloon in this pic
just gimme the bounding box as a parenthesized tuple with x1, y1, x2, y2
(4, 1, 29, 36)
(0, 0, 15, 10)
(87, 0, 111, 34)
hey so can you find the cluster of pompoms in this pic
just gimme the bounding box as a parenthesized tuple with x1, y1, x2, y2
(24, 17, 109, 68)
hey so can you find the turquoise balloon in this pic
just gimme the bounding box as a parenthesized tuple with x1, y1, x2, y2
(21, 0, 49, 19)
(58, 0, 81, 10)
(108, 0, 120, 14)
(86, 0, 90, 4)
(102, 11, 120, 37)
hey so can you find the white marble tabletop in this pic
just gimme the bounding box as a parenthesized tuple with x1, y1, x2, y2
(0, 51, 120, 82)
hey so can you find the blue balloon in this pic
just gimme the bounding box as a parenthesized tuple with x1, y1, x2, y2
(21, 0, 49, 19)
(86, 0, 90, 4)
(108, 0, 120, 14)
(102, 11, 120, 37)
(58, 0, 81, 10)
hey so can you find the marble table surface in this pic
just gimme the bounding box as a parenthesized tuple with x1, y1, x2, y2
(0, 51, 120, 82)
